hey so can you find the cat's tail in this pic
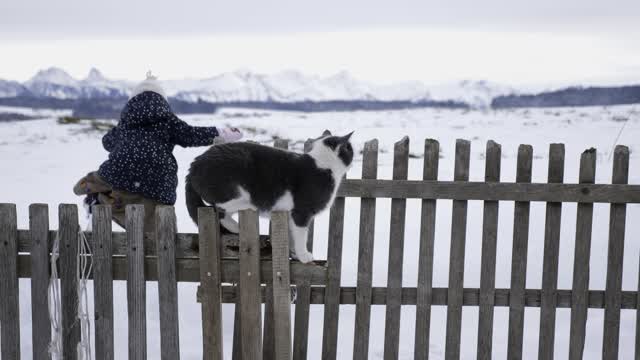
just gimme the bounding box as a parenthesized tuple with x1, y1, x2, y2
(185, 176, 205, 225)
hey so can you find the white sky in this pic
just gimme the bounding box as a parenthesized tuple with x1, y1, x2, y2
(1, 0, 639, 86)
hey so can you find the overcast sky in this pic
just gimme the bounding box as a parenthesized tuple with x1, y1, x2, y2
(1, 0, 639, 86)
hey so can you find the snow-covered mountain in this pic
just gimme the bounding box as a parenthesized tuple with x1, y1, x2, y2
(0, 67, 515, 107)
(22, 67, 131, 99)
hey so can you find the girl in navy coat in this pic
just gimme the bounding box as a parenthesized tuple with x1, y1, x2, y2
(74, 72, 242, 232)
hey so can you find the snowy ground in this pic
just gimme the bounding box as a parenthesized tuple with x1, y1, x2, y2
(1, 105, 639, 359)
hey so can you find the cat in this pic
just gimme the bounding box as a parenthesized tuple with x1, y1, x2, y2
(185, 130, 354, 263)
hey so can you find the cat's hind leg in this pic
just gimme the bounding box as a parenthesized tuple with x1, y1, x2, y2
(289, 211, 313, 264)
(219, 210, 239, 234)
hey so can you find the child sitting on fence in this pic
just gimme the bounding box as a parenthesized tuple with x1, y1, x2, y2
(73, 72, 243, 233)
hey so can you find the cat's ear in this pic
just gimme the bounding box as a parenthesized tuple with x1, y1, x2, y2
(340, 131, 354, 142)
(322, 129, 332, 136)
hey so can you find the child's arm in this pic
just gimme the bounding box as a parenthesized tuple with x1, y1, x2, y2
(102, 126, 119, 152)
(169, 115, 220, 147)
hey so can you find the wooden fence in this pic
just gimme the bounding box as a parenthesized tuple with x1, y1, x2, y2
(1, 137, 639, 359)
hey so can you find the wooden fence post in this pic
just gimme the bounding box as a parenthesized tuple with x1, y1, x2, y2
(59, 203, 80, 360)
(415, 139, 440, 360)
(0, 203, 20, 360)
(239, 209, 263, 360)
(126, 205, 147, 360)
(507, 145, 533, 360)
(568, 148, 596, 360)
(539, 144, 565, 359)
(353, 139, 379, 360)
(293, 138, 316, 359)
(321, 170, 347, 360)
(384, 136, 410, 360)
(199, 207, 224, 360)
(156, 206, 180, 360)
(477, 140, 501, 360)
(93, 205, 114, 360)
(444, 139, 471, 360)
(29, 204, 51, 360)
(602, 145, 629, 359)
(271, 211, 292, 360)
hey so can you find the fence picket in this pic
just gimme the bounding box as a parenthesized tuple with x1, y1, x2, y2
(271, 212, 292, 360)
(293, 138, 315, 359)
(322, 181, 346, 360)
(239, 210, 263, 359)
(126, 205, 147, 360)
(507, 145, 533, 360)
(602, 145, 629, 359)
(353, 139, 379, 360)
(415, 139, 439, 360)
(0, 203, 20, 360)
(156, 206, 180, 360)
(263, 139, 289, 360)
(93, 205, 114, 360)
(29, 204, 51, 360)
(477, 140, 501, 360)
(569, 148, 596, 360)
(59, 204, 80, 360)
(383, 137, 410, 360)
(538, 144, 565, 359)
(444, 139, 471, 360)
(199, 207, 224, 360)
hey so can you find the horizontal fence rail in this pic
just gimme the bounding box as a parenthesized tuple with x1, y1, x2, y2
(2, 138, 639, 360)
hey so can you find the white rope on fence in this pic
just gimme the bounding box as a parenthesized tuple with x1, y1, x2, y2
(48, 232, 63, 359)
(77, 226, 93, 360)
(48, 216, 94, 360)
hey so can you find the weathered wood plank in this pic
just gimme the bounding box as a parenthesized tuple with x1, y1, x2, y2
(198, 284, 638, 309)
(322, 186, 346, 360)
(29, 204, 51, 360)
(337, 179, 640, 203)
(271, 212, 292, 360)
(93, 205, 114, 360)
(126, 205, 147, 360)
(353, 139, 379, 360)
(477, 140, 501, 360)
(507, 145, 533, 360)
(292, 138, 316, 360)
(445, 139, 471, 360)
(602, 145, 629, 359)
(156, 206, 180, 360)
(538, 144, 565, 360)
(637, 250, 640, 360)
(262, 139, 290, 360)
(415, 139, 439, 360)
(384, 137, 410, 360)
(199, 207, 224, 360)
(0, 203, 20, 360)
(239, 210, 263, 359)
(59, 204, 80, 360)
(569, 148, 596, 360)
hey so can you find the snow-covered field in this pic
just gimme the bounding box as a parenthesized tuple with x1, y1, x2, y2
(1, 105, 639, 359)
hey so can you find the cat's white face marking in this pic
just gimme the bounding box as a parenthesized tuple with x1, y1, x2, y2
(309, 137, 350, 177)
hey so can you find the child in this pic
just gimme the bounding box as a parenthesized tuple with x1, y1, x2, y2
(73, 72, 242, 233)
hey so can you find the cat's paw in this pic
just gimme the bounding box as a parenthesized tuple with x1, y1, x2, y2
(220, 217, 239, 234)
(294, 251, 314, 264)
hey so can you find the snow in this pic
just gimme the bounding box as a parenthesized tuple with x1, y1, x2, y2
(1, 104, 639, 359)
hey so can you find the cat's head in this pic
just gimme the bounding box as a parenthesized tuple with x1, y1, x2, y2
(313, 129, 354, 168)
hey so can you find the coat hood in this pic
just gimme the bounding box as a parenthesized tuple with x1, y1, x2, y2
(120, 91, 172, 128)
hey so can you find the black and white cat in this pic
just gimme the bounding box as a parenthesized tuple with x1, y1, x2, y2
(185, 130, 354, 263)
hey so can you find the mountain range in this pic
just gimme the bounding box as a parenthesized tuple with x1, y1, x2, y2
(0, 67, 638, 118)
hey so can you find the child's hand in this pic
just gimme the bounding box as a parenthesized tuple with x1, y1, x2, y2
(218, 127, 243, 143)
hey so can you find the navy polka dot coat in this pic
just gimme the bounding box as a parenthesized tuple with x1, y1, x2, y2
(98, 91, 219, 205)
